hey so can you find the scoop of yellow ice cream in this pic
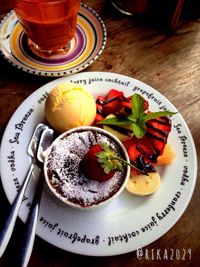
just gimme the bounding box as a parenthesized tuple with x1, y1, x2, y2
(45, 82, 96, 132)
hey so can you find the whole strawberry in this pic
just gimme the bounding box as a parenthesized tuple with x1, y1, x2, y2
(80, 144, 118, 182)
(80, 143, 141, 182)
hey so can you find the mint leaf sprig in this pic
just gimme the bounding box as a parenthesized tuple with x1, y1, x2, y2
(98, 94, 176, 138)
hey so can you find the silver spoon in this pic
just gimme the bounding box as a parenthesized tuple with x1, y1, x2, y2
(0, 123, 48, 258)
(15, 127, 54, 267)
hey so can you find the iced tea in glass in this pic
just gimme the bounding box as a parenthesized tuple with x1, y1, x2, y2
(10, 0, 81, 55)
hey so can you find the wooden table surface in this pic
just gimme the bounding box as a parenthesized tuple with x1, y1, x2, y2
(0, 0, 200, 266)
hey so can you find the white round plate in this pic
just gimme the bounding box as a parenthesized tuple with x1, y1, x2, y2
(0, 72, 197, 256)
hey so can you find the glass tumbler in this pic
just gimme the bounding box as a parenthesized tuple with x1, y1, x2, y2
(10, 0, 81, 56)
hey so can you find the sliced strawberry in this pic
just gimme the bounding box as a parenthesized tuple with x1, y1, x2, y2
(146, 124, 168, 140)
(124, 137, 141, 160)
(122, 117, 172, 173)
(122, 96, 132, 110)
(146, 116, 171, 134)
(118, 96, 132, 117)
(123, 138, 141, 175)
(146, 135, 167, 156)
(96, 96, 105, 114)
(94, 96, 106, 123)
(105, 89, 124, 101)
(143, 98, 149, 111)
(96, 90, 149, 117)
(137, 136, 158, 163)
(96, 95, 105, 109)
(103, 89, 124, 114)
(123, 137, 156, 174)
(80, 144, 115, 182)
(146, 116, 171, 155)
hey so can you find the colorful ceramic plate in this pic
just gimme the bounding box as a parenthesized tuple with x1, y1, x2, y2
(0, 72, 197, 256)
(0, 4, 107, 77)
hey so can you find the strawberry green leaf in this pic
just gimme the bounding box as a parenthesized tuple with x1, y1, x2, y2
(97, 142, 149, 175)
(104, 162, 112, 174)
(97, 143, 124, 174)
(99, 142, 110, 152)
(114, 160, 124, 171)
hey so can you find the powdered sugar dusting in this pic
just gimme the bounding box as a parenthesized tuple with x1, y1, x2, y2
(45, 130, 126, 208)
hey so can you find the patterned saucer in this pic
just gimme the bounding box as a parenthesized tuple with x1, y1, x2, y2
(0, 3, 107, 77)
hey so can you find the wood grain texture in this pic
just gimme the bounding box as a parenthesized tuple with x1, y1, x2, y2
(0, 0, 200, 266)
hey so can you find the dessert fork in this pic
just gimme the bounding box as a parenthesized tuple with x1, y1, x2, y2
(15, 127, 54, 267)
(0, 123, 48, 257)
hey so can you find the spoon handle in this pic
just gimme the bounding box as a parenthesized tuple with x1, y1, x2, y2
(0, 162, 34, 257)
(15, 172, 44, 267)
